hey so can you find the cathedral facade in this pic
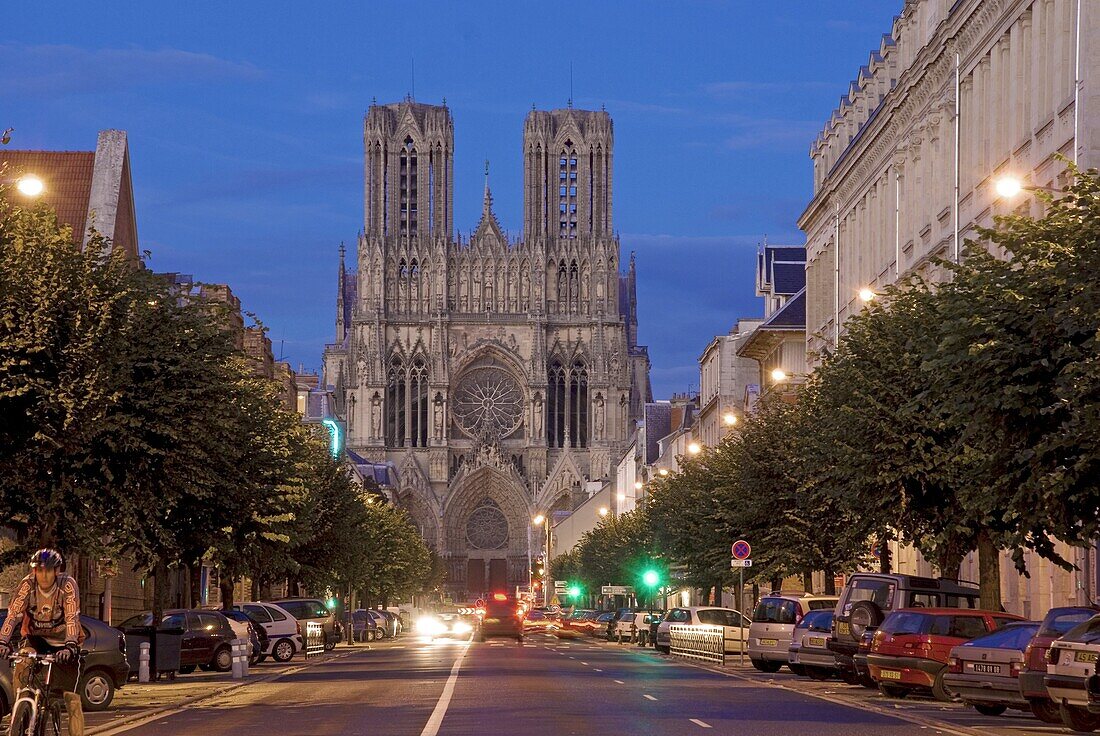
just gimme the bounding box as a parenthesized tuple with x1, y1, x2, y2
(323, 100, 651, 602)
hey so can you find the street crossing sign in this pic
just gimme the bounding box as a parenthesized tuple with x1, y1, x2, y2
(730, 559, 753, 568)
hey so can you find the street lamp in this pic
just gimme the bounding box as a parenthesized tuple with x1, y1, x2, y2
(687, 442, 702, 455)
(598, 506, 609, 517)
(723, 412, 738, 427)
(771, 368, 788, 383)
(858, 287, 875, 303)
(993, 175, 1062, 199)
(658, 468, 669, 477)
(532, 514, 545, 526)
(531, 514, 550, 605)
(14, 174, 44, 197)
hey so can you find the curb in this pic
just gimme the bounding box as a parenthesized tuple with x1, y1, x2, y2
(86, 646, 367, 736)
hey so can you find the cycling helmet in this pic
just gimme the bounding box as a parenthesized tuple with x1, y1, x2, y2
(29, 548, 63, 569)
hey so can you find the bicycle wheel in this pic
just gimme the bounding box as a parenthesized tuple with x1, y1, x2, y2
(7, 699, 34, 736)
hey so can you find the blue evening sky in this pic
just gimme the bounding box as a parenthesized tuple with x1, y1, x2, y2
(4, 1, 901, 397)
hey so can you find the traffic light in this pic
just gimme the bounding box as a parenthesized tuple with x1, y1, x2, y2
(326, 597, 337, 609)
(642, 569, 660, 588)
(567, 583, 581, 598)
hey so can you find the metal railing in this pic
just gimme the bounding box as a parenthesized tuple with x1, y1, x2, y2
(669, 624, 725, 665)
(305, 622, 326, 659)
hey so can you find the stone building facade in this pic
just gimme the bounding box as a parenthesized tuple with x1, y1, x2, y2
(324, 100, 651, 602)
(798, 0, 1099, 615)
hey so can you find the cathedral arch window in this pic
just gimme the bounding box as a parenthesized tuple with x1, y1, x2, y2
(546, 359, 589, 449)
(559, 141, 578, 239)
(399, 136, 418, 237)
(385, 355, 430, 447)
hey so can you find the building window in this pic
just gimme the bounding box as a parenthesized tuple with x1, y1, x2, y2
(559, 142, 578, 238)
(546, 359, 588, 449)
(399, 136, 418, 237)
(385, 355, 429, 447)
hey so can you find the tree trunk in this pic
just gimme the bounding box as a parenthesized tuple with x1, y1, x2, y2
(251, 578, 260, 601)
(824, 569, 837, 596)
(152, 560, 170, 622)
(802, 570, 813, 594)
(220, 575, 235, 610)
(187, 563, 202, 609)
(770, 576, 782, 594)
(977, 528, 1003, 611)
(879, 541, 892, 574)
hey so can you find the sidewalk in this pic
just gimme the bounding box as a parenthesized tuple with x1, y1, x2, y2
(85, 642, 373, 735)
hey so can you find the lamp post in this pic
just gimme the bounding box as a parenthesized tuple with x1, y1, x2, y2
(2, 173, 45, 197)
(532, 514, 550, 607)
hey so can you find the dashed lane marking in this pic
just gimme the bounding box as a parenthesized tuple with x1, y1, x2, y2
(643, 694, 658, 701)
(594, 668, 603, 672)
(614, 680, 625, 684)
(689, 719, 712, 729)
(580, 662, 588, 665)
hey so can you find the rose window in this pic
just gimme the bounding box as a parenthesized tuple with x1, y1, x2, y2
(453, 367, 524, 440)
(465, 500, 509, 550)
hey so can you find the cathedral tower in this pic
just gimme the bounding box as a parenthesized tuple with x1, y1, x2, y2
(523, 109, 613, 241)
(363, 99, 454, 239)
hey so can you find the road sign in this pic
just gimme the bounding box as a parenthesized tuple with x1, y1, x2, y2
(554, 580, 567, 592)
(730, 558, 753, 568)
(475, 598, 484, 608)
(601, 585, 634, 595)
(731, 540, 752, 560)
(871, 540, 882, 559)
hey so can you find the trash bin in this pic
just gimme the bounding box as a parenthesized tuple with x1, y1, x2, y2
(124, 625, 183, 678)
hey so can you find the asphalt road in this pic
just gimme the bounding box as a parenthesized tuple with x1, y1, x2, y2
(90, 633, 1056, 736)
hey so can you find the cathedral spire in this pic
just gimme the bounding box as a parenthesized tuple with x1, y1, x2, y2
(335, 242, 346, 340)
(482, 159, 493, 215)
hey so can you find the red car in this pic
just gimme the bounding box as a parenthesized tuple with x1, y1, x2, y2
(1017, 606, 1099, 724)
(867, 608, 1024, 701)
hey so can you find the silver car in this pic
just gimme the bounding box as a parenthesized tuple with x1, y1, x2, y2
(748, 593, 838, 672)
(788, 609, 837, 680)
(944, 621, 1040, 717)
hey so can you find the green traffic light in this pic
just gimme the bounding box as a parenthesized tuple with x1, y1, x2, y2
(567, 585, 581, 598)
(642, 570, 659, 587)
(326, 597, 337, 609)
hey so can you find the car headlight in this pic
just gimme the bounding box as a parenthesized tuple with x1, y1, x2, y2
(416, 617, 447, 636)
(452, 621, 472, 635)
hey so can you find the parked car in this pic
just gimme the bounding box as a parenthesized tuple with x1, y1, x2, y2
(1044, 613, 1100, 732)
(1019, 606, 1099, 724)
(748, 593, 838, 673)
(943, 621, 1040, 717)
(788, 610, 837, 680)
(829, 573, 980, 683)
(852, 628, 878, 687)
(476, 593, 523, 643)
(867, 607, 1023, 701)
(233, 602, 305, 662)
(119, 609, 238, 674)
(655, 607, 750, 655)
(631, 612, 663, 647)
(0, 611, 129, 713)
(379, 609, 403, 637)
(219, 609, 265, 664)
(365, 609, 392, 638)
(561, 609, 596, 634)
(268, 598, 338, 650)
(608, 608, 635, 641)
(614, 610, 661, 644)
(351, 609, 380, 641)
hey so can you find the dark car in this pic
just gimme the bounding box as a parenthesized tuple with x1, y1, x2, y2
(830, 573, 980, 683)
(268, 598, 339, 650)
(351, 610, 380, 642)
(476, 594, 523, 643)
(221, 609, 266, 664)
(944, 621, 1041, 717)
(119, 609, 237, 674)
(0, 611, 129, 713)
(594, 611, 616, 638)
(1018, 605, 1099, 724)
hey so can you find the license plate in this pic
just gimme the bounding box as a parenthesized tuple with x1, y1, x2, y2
(808, 637, 826, 647)
(484, 618, 498, 624)
(838, 622, 850, 636)
(879, 669, 902, 680)
(972, 663, 1001, 674)
(760, 638, 779, 647)
(1076, 651, 1099, 663)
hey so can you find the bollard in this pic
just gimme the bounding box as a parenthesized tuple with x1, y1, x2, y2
(242, 640, 250, 677)
(231, 639, 244, 679)
(138, 642, 150, 683)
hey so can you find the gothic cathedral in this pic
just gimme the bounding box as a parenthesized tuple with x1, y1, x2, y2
(323, 100, 651, 602)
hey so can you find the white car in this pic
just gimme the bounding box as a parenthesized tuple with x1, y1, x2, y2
(235, 602, 306, 663)
(1044, 616, 1100, 732)
(748, 593, 839, 672)
(655, 607, 750, 654)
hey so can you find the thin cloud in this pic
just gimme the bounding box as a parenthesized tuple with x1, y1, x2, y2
(703, 80, 832, 97)
(0, 44, 263, 95)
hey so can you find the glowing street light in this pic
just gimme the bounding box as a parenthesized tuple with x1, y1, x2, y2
(532, 514, 546, 526)
(598, 507, 609, 517)
(634, 481, 643, 490)
(858, 287, 875, 303)
(658, 468, 669, 477)
(616, 491, 625, 501)
(687, 442, 702, 455)
(642, 569, 660, 587)
(15, 174, 44, 197)
(723, 413, 738, 426)
(994, 175, 1023, 199)
(771, 368, 788, 383)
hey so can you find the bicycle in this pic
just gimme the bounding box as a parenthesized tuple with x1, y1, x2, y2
(7, 650, 84, 736)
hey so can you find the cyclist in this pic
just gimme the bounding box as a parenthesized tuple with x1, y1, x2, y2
(0, 548, 85, 736)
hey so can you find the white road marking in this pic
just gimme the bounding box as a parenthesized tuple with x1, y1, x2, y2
(594, 668, 603, 672)
(689, 719, 712, 728)
(614, 680, 625, 684)
(581, 661, 589, 665)
(419, 640, 471, 736)
(643, 694, 658, 701)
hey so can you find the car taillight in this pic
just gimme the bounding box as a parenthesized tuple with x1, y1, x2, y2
(296, 621, 303, 637)
(1048, 647, 1060, 665)
(948, 656, 962, 674)
(1010, 660, 1022, 678)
